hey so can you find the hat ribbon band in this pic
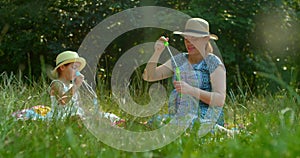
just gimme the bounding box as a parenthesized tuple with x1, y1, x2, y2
(184, 29, 210, 35)
(56, 58, 79, 66)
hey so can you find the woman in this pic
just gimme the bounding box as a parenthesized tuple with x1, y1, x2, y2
(143, 18, 226, 126)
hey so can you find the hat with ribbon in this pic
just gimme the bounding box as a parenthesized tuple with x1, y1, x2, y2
(51, 51, 86, 78)
(173, 18, 218, 40)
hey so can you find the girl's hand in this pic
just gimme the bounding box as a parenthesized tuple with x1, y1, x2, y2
(154, 36, 169, 53)
(173, 80, 193, 95)
(74, 73, 84, 87)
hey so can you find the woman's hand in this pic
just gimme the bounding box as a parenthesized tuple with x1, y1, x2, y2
(143, 36, 173, 82)
(154, 36, 168, 53)
(173, 80, 193, 95)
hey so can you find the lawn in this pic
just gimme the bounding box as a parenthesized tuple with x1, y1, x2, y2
(0, 72, 299, 158)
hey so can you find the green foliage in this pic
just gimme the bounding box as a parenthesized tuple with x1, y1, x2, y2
(1, 1, 299, 157)
(0, 0, 299, 94)
(0, 0, 139, 79)
(0, 73, 300, 157)
(185, 0, 300, 93)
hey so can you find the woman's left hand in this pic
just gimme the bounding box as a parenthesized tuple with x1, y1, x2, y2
(173, 80, 193, 95)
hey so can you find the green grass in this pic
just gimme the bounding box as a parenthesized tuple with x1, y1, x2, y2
(0, 72, 299, 158)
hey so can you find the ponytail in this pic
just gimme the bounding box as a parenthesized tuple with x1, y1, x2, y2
(206, 41, 213, 53)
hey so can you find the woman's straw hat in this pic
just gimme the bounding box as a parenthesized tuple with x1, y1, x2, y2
(173, 18, 218, 40)
(51, 51, 86, 78)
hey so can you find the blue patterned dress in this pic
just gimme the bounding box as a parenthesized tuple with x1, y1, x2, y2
(169, 53, 225, 126)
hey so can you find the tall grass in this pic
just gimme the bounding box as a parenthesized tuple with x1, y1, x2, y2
(0, 72, 299, 158)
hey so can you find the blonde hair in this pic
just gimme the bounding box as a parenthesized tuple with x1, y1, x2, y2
(206, 41, 213, 53)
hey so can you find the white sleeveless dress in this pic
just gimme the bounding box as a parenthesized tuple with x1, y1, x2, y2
(48, 80, 85, 119)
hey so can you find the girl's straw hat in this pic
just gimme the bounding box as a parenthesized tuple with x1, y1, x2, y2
(173, 18, 218, 40)
(51, 51, 86, 78)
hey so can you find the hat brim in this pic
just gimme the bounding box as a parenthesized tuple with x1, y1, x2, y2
(173, 31, 218, 40)
(51, 57, 86, 78)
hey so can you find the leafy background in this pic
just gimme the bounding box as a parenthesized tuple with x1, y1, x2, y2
(0, 0, 300, 157)
(0, 0, 299, 94)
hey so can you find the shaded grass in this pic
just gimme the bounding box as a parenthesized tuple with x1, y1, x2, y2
(0, 72, 299, 158)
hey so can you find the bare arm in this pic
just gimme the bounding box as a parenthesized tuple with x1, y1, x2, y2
(50, 81, 75, 105)
(143, 37, 173, 82)
(50, 75, 84, 105)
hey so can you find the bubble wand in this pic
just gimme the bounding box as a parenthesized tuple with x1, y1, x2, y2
(76, 71, 98, 112)
(163, 40, 181, 82)
(75, 71, 125, 125)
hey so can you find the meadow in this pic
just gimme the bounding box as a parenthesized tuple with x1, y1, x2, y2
(0, 72, 299, 158)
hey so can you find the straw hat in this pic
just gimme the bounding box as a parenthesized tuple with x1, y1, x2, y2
(173, 18, 218, 40)
(51, 51, 86, 78)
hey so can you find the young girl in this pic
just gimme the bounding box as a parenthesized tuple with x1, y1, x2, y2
(12, 51, 84, 120)
(48, 50, 86, 119)
(13, 51, 124, 125)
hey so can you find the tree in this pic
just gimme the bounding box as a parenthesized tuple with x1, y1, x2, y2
(185, 0, 300, 93)
(0, 0, 299, 94)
